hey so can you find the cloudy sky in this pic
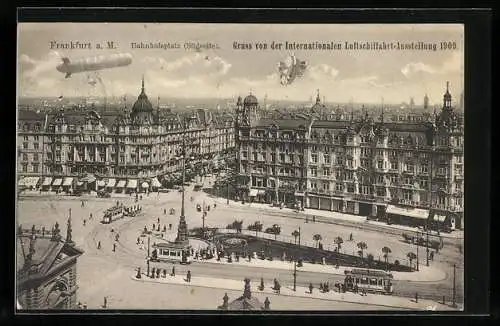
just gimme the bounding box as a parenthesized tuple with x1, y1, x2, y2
(18, 23, 463, 104)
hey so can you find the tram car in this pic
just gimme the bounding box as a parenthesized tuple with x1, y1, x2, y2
(150, 242, 192, 264)
(101, 206, 125, 224)
(344, 268, 394, 295)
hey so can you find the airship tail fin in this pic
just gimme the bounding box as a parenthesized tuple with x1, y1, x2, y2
(65, 72, 72, 78)
(62, 57, 70, 65)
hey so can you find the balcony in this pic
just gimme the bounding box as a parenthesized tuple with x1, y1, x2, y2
(354, 193, 375, 201)
(454, 174, 464, 181)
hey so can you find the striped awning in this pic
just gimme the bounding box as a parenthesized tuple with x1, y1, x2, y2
(81, 174, 96, 183)
(52, 178, 63, 186)
(116, 180, 126, 188)
(42, 177, 53, 186)
(97, 180, 106, 187)
(386, 205, 429, 220)
(106, 178, 116, 188)
(126, 179, 137, 189)
(434, 214, 447, 223)
(62, 177, 73, 186)
(151, 177, 161, 188)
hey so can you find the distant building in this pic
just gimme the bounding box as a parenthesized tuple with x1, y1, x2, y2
(17, 219, 83, 309)
(235, 82, 464, 229)
(424, 94, 429, 109)
(17, 77, 235, 193)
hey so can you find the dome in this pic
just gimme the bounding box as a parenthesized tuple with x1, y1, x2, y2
(243, 94, 258, 106)
(132, 77, 154, 113)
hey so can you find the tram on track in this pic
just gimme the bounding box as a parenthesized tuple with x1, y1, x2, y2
(101, 206, 124, 224)
(344, 268, 394, 295)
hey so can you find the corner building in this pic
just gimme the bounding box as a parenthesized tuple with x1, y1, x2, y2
(17, 77, 235, 193)
(236, 84, 464, 230)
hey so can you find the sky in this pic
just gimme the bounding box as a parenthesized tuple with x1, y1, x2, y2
(18, 23, 464, 105)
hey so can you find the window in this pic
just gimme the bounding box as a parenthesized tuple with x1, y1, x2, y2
(420, 164, 428, 173)
(323, 183, 329, 190)
(323, 167, 330, 176)
(310, 182, 317, 189)
(270, 153, 275, 162)
(377, 160, 384, 169)
(336, 183, 343, 191)
(407, 163, 414, 173)
(32, 164, 39, 173)
(22, 154, 28, 161)
(33, 143, 39, 150)
(390, 175, 398, 184)
(419, 180, 428, 189)
(347, 185, 355, 193)
(438, 167, 447, 175)
(404, 177, 412, 185)
(22, 164, 27, 172)
(346, 171, 354, 180)
(377, 175, 384, 184)
(347, 159, 353, 168)
(390, 161, 398, 170)
(337, 157, 344, 166)
(23, 142, 28, 149)
(279, 154, 285, 162)
(34, 135, 39, 141)
(33, 153, 39, 161)
(310, 167, 317, 177)
(403, 190, 412, 200)
(376, 188, 386, 197)
(361, 185, 371, 195)
(311, 154, 318, 164)
(455, 165, 463, 175)
(438, 195, 446, 205)
(421, 152, 429, 159)
(324, 154, 330, 164)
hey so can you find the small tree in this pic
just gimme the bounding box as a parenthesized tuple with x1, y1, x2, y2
(313, 234, 323, 248)
(292, 230, 300, 245)
(357, 242, 368, 258)
(382, 246, 392, 271)
(334, 236, 343, 252)
(407, 252, 417, 270)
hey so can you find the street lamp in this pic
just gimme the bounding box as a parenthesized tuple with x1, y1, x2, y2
(293, 227, 301, 292)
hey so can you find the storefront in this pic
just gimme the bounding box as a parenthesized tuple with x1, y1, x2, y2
(19, 177, 40, 190)
(151, 177, 161, 191)
(96, 180, 106, 191)
(385, 205, 429, 227)
(115, 180, 126, 193)
(358, 202, 373, 217)
(52, 178, 63, 193)
(126, 179, 138, 194)
(41, 177, 53, 191)
(331, 198, 343, 212)
(141, 181, 150, 193)
(319, 197, 330, 210)
(294, 192, 305, 208)
(309, 196, 320, 209)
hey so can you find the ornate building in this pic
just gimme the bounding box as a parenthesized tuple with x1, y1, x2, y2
(17, 77, 235, 193)
(17, 219, 84, 309)
(236, 83, 464, 229)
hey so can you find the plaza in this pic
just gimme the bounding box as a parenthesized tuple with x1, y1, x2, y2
(16, 176, 463, 310)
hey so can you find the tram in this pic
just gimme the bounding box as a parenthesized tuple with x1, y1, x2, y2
(344, 269, 394, 295)
(101, 206, 124, 224)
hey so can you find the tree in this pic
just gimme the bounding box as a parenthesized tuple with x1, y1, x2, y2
(334, 236, 343, 252)
(292, 230, 300, 245)
(407, 252, 417, 270)
(313, 234, 322, 249)
(382, 246, 392, 270)
(357, 242, 368, 258)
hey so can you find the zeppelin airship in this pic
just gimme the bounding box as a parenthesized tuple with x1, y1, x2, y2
(56, 53, 133, 78)
(277, 54, 308, 86)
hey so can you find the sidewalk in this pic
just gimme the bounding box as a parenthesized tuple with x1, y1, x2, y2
(193, 255, 446, 282)
(131, 273, 460, 311)
(208, 196, 463, 240)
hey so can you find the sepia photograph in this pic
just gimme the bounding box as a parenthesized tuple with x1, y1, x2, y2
(16, 22, 465, 312)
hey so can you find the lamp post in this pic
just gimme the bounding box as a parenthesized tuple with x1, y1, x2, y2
(293, 226, 301, 291)
(416, 234, 419, 271)
(226, 160, 229, 205)
(452, 263, 457, 308)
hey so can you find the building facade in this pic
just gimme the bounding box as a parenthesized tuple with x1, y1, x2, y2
(17, 77, 235, 193)
(236, 84, 464, 229)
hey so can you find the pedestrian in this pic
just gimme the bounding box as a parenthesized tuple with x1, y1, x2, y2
(169, 224, 172, 230)
(313, 215, 316, 223)
(42, 226, 45, 237)
(97, 241, 101, 250)
(306, 217, 309, 223)
(113, 243, 116, 252)
(157, 217, 160, 224)
(349, 233, 353, 241)
(171, 265, 176, 276)
(90, 213, 93, 220)
(187, 270, 191, 282)
(153, 223, 155, 230)
(309, 283, 314, 294)
(137, 237, 140, 245)
(83, 219, 86, 226)
(164, 209, 166, 215)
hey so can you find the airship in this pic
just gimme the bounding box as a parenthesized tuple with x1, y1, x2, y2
(56, 53, 133, 78)
(277, 54, 308, 86)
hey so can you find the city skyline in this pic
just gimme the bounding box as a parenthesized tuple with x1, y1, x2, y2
(18, 23, 463, 104)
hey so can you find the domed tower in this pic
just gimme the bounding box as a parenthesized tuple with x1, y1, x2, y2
(242, 93, 259, 127)
(311, 89, 326, 114)
(443, 81, 452, 109)
(130, 76, 154, 125)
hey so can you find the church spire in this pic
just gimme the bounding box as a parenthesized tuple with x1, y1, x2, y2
(141, 75, 145, 94)
(316, 89, 321, 104)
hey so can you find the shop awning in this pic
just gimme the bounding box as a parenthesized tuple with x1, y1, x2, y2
(127, 179, 138, 189)
(386, 205, 429, 220)
(257, 190, 266, 195)
(249, 189, 258, 197)
(116, 180, 126, 188)
(81, 174, 96, 183)
(52, 178, 63, 186)
(97, 180, 106, 187)
(42, 177, 53, 186)
(18, 178, 25, 187)
(294, 192, 305, 197)
(77, 181, 84, 186)
(22, 177, 40, 187)
(142, 182, 149, 188)
(151, 177, 161, 188)
(106, 178, 116, 188)
(434, 214, 447, 223)
(62, 177, 73, 186)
